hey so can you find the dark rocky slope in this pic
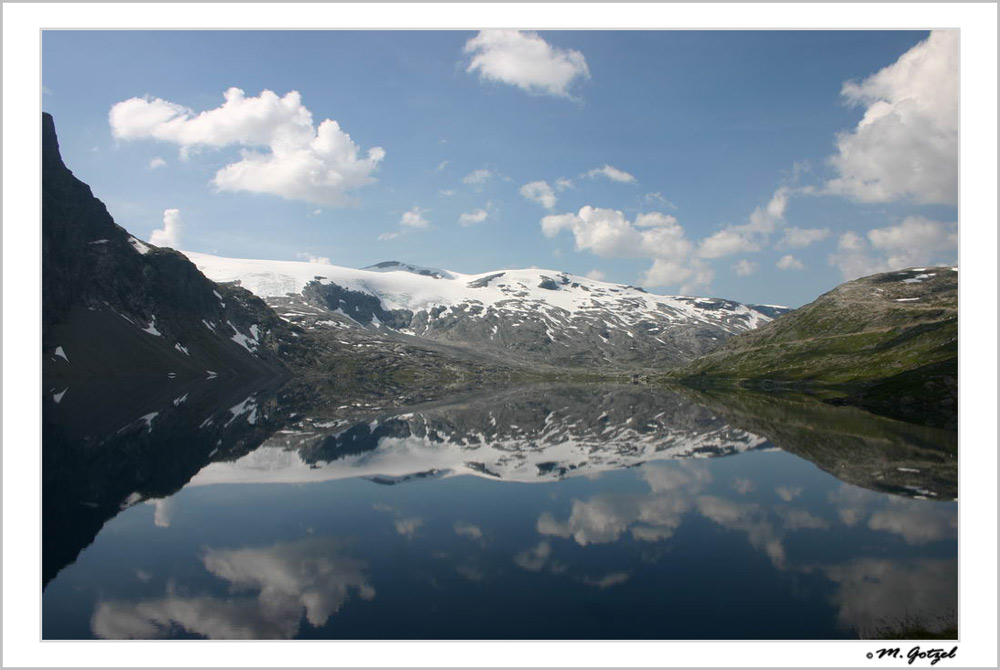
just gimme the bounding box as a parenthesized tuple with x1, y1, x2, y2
(42, 112, 296, 381)
(670, 268, 958, 427)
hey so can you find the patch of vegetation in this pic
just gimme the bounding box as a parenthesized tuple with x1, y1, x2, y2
(663, 268, 957, 428)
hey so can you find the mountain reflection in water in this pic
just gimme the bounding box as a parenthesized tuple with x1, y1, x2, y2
(42, 379, 957, 640)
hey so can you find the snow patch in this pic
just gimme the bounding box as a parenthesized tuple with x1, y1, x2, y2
(139, 412, 158, 433)
(174, 343, 190, 356)
(228, 321, 258, 353)
(172, 394, 188, 407)
(128, 237, 150, 255)
(54, 346, 69, 363)
(89, 239, 109, 245)
(53, 388, 69, 404)
(227, 395, 259, 426)
(142, 315, 162, 336)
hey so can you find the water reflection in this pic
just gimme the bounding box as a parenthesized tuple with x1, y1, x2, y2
(92, 537, 374, 639)
(43, 380, 957, 639)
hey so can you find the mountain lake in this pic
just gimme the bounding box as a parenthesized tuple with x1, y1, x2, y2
(42, 379, 957, 640)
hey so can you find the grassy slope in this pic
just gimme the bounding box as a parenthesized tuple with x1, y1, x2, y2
(666, 268, 957, 427)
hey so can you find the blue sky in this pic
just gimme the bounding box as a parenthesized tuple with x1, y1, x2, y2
(41, 29, 958, 307)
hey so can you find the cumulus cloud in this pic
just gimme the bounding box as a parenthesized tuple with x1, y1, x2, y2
(732, 260, 758, 277)
(462, 167, 495, 186)
(145, 498, 174, 528)
(393, 517, 423, 539)
(555, 177, 574, 191)
(148, 156, 166, 170)
(149, 208, 182, 249)
(585, 164, 636, 183)
(459, 208, 489, 226)
(109, 87, 385, 206)
(582, 572, 630, 589)
(540, 206, 711, 292)
(454, 522, 485, 543)
(377, 231, 400, 242)
(400, 206, 429, 229)
(828, 216, 957, 279)
(698, 187, 790, 259)
(464, 29, 590, 99)
(775, 486, 803, 502)
(699, 229, 760, 259)
(825, 30, 958, 205)
(519, 180, 557, 209)
(776, 254, 805, 271)
(297, 252, 332, 265)
(513, 540, 552, 572)
(537, 463, 710, 547)
(91, 538, 374, 639)
(779, 226, 830, 249)
(585, 269, 606, 281)
(435, 160, 449, 172)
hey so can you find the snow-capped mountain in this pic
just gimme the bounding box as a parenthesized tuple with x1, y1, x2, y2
(188, 384, 771, 487)
(182, 252, 789, 370)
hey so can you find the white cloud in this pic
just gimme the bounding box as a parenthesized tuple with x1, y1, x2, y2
(145, 498, 174, 528)
(148, 156, 166, 170)
(582, 572, 630, 589)
(513, 540, 552, 572)
(435, 160, 449, 172)
(555, 177, 574, 191)
(462, 167, 495, 186)
(644, 192, 676, 208)
(779, 226, 830, 249)
(775, 486, 803, 502)
(377, 231, 400, 242)
(400, 206, 429, 229)
(700, 229, 760, 259)
(519, 180, 557, 209)
(698, 187, 790, 259)
(439, 189, 456, 198)
(541, 205, 710, 292)
(393, 517, 423, 539)
(585, 269, 606, 281)
(732, 260, 758, 277)
(109, 87, 385, 206)
(454, 522, 484, 543)
(585, 164, 636, 183)
(776, 254, 805, 271)
(149, 208, 182, 249)
(297, 252, 331, 265)
(458, 208, 489, 226)
(464, 30, 590, 99)
(91, 538, 374, 639)
(825, 30, 958, 205)
(828, 216, 957, 279)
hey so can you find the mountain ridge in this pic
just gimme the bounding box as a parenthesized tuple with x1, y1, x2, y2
(181, 250, 790, 372)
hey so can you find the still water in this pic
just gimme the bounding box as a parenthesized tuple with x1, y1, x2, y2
(42, 379, 957, 639)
